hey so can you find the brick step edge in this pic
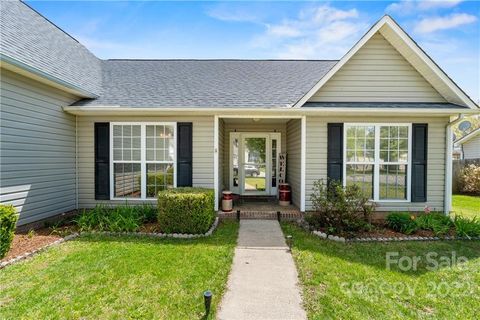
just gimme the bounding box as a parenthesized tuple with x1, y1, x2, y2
(218, 211, 302, 221)
(0, 218, 219, 269)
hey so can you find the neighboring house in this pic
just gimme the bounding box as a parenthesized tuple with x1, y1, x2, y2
(1, 1, 479, 226)
(454, 128, 480, 160)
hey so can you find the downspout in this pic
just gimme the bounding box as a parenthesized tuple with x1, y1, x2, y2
(75, 115, 79, 211)
(444, 114, 464, 215)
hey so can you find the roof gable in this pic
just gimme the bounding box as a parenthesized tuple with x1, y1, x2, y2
(455, 127, 480, 145)
(295, 15, 478, 109)
(308, 32, 446, 103)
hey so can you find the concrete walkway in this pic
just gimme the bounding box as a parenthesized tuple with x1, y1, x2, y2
(217, 220, 307, 320)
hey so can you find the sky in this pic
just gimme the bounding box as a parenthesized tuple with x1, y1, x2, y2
(26, 1, 480, 101)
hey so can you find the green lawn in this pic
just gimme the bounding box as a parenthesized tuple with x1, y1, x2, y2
(245, 177, 266, 191)
(282, 223, 480, 320)
(0, 221, 238, 319)
(452, 194, 480, 219)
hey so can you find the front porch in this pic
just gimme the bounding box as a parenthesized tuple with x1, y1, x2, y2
(218, 195, 302, 220)
(214, 115, 306, 215)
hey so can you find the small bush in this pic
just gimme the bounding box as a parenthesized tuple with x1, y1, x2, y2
(454, 216, 480, 237)
(75, 203, 156, 232)
(416, 213, 453, 236)
(158, 188, 215, 234)
(138, 203, 158, 223)
(386, 212, 418, 235)
(461, 164, 480, 195)
(0, 204, 18, 259)
(308, 179, 375, 234)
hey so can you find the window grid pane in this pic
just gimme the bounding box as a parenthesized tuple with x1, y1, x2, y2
(114, 163, 141, 198)
(345, 124, 409, 201)
(112, 124, 141, 162)
(112, 123, 175, 199)
(379, 164, 407, 200)
(346, 164, 374, 199)
(345, 125, 375, 163)
(146, 125, 175, 162)
(145, 124, 175, 198)
(146, 163, 174, 197)
(380, 125, 409, 165)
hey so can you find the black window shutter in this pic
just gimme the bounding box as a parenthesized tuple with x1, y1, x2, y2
(327, 123, 344, 183)
(177, 122, 193, 187)
(411, 124, 428, 202)
(94, 122, 110, 200)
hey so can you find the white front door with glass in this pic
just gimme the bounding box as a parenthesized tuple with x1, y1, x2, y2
(229, 132, 281, 196)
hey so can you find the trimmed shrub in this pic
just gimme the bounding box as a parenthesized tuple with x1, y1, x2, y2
(454, 216, 480, 237)
(1, 204, 18, 259)
(460, 164, 480, 195)
(386, 212, 418, 235)
(308, 179, 375, 234)
(75, 203, 156, 232)
(158, 188, 215, 234)
(416, 213, 453, 236)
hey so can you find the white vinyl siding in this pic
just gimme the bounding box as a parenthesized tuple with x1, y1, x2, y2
(309, 32, 446, 103)
(286, 119, 302, 208)
(462, 135, 480, 159)
(0, 69, 78, 225)
(305, 116, 449, 212)
(77, 116, 214, 208)
(378, 25, 467, 107)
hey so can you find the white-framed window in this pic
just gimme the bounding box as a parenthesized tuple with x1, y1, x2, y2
(344, 123, 411, 202)
(110, 122, 176, 200)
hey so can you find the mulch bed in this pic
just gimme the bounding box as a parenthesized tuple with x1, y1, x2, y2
(314, 223, 457, 239)
(1, 228, 63, 263)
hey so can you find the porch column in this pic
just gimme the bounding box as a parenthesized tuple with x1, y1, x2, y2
(214, 115, 219, 211)
(300, 116, 306, 212)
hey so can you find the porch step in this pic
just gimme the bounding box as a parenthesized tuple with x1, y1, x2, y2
(218, 210, 302, 221)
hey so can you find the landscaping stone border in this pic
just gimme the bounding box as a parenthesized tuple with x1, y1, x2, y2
(0, 218, 219, 269)
(80, 217, 220, 239)
(0, 233, 79, 269)
(311, 230, 480, 243)
(296, 220, 480, 243)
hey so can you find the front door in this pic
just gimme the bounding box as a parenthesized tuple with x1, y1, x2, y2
(230, 132, 281, 196)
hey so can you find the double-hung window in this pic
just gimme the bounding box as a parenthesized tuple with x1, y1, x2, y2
(344, 124, 411, 202)
(111, 123, 176, 200)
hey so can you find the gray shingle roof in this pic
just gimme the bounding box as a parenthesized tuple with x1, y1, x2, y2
(303, 102, 469, 109)
(73, 60, 337, 108)
(0, 1, 102, 96)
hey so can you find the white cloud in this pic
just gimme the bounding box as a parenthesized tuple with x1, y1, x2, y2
(248, 4, 367, 59)
(387, 0, 463, 14)
(305, 5, 359, 23)
(266, 24, 302, 38)
(205, 3, 264, 23)
(418, 0, 463, 10)
(414, 13, 477, 33)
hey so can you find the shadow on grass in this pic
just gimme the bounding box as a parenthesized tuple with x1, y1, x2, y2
(281, 222, 480, 277)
